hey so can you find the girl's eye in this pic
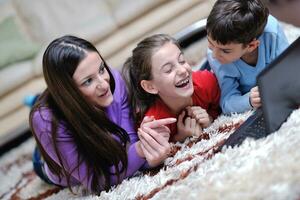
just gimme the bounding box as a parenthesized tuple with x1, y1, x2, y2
(179, 55, 186, 64)
(162, 65, 173, 74)
(82, 78, 92, 86)
(179, 58, 186, 64)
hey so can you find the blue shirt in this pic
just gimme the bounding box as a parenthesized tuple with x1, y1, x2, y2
(208, 15, 289, 114)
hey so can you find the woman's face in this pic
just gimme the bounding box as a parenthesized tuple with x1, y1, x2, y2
(73, 51, 113, 108)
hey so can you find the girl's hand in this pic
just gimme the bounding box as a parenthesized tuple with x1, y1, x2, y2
(250, 86, 261, 108)
(186, 106, 212, 128)
(176, 110, 202, 142)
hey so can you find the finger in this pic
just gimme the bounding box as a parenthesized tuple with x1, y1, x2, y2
(141, 115, 155, 125)
(184, 116, 191, 127)
(191, 118, 197, 133)
(253, 97, 261, 104)
(152, 126, 170, 139)
(197, 117, 209, 125)
(194, 123, 202, 137)
(152, 125, 169, 133)
(144, 118, 177, 129)
(186, 106, 193, 116)
(139, 128, 159, 154)
(190, 106, 204, 112)
(184, 117, 193, 135)
(178, 111, 185, 122)
(140, 142, 158, 162)
(153, 126, 170, 139)
(141, 126, 170, 147)
(196, 112, 208, 119)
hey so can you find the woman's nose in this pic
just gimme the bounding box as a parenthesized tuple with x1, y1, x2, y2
(96, 75, 105, 87)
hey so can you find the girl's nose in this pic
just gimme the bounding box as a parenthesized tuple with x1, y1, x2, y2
(177, 65, 187, 75)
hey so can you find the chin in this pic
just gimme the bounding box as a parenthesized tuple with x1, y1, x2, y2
(97, 95, 114, 108)
(180, 87, 194, 98)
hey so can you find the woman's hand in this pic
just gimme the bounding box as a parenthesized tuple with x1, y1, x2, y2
(141, 116, 175, 140)
(137, 117, 176, 167)
(186, 106, 212, 128)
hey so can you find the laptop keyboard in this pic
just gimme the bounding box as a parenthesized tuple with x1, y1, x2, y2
(244, 115, 267, 139)
(221, 112, 267, 148)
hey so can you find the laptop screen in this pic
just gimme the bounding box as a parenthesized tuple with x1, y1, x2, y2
(257, 37, 300, 133)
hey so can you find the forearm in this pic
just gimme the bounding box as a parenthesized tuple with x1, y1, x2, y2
(221, 92, 252, 114)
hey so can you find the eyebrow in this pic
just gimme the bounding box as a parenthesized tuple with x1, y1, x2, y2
(79, 62, 105, 83)
(160, 52, 183, 70)
(207, 37, 232, 51)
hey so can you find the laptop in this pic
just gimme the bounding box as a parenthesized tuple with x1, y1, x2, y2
(220, 36, 300, 149)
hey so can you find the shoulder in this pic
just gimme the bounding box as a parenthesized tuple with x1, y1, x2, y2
(207, 52, 240, 78)
(193, 70, 219, 89)
(110, 68, 124, 86)
(32, 107, 52, 124)
(110, 68, 127, 98)
(263, 15, 282, 35)
(145, 99, 173, 119)
(193, 70, 216, 82)
(31, 107, 53, 137)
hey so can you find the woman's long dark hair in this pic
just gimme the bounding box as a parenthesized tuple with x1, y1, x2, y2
(29, 35, 129, 194)
(122, 34, 179, 124)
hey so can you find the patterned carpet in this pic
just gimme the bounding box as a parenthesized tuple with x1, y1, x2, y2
(1, 109, 300, 200)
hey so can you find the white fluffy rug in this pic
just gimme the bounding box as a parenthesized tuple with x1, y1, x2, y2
(1, 21, 299, 200)
(1, 109, 300, 200)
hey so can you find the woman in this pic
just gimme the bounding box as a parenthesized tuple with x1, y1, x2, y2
(30, 35, 176, 194)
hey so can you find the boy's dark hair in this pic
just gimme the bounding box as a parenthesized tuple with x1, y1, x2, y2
(207, 0, 269, 45)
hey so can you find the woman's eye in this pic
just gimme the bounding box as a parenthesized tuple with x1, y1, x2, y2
(99, 66, 105, 74)
(82, 78, 92, 86)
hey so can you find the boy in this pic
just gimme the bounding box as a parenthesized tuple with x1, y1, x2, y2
(206, 0, 289, 114)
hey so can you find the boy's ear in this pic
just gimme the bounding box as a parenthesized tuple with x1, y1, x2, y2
(247, 39, 260, 51)
(140, 80, 158, 94)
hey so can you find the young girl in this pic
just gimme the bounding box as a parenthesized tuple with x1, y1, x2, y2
(123, 34, 221, 142)
(29, 35, 176, 194)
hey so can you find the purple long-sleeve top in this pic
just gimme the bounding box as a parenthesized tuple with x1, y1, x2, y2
(31, 69, 146, 190)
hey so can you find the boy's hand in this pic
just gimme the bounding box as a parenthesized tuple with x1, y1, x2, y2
(186, 106, 212, 128)
(250, 86, 262, 108)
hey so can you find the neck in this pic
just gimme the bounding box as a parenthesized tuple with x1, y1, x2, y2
(241, 48, 258, 66)
(160, 96, 192, 115)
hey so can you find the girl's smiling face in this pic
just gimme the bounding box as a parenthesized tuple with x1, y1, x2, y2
(141, 42, 193, 103)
